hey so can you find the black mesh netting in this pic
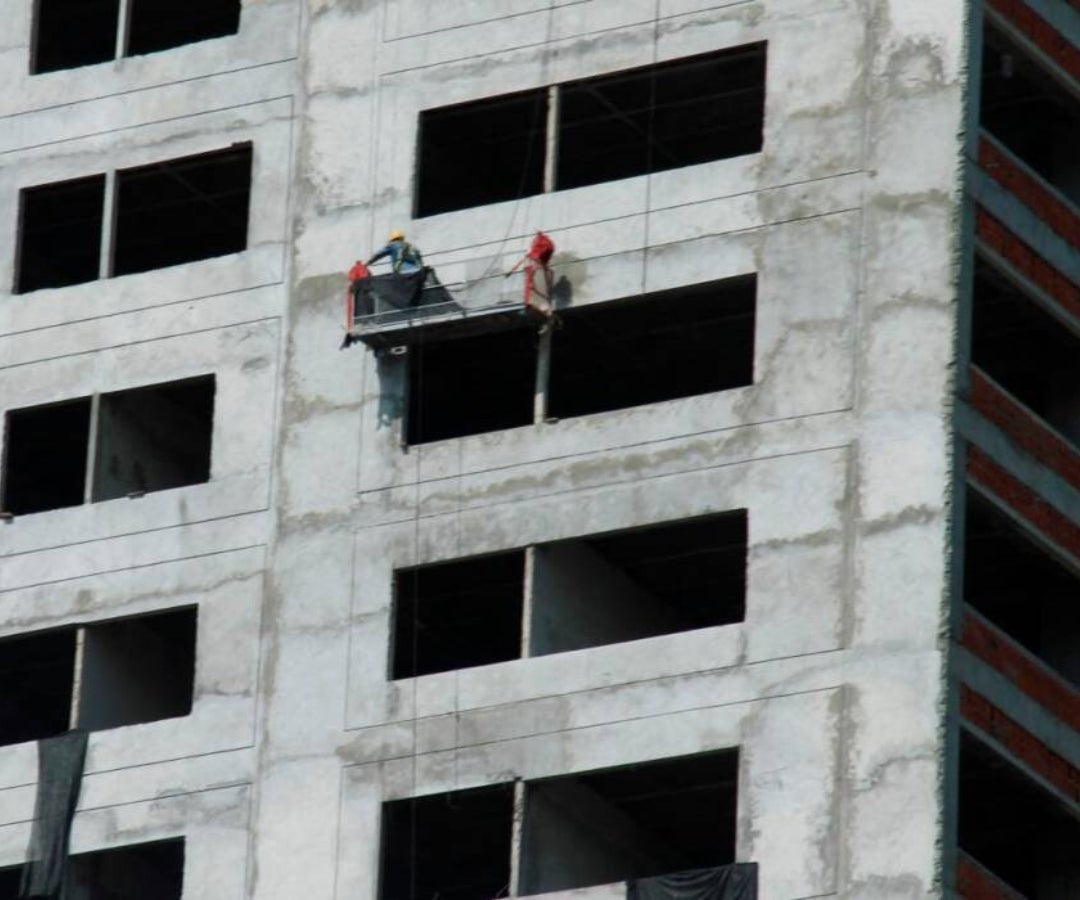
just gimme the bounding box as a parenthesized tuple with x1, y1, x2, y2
(20, 731, 88, 899)
(627, 864, 759, 900)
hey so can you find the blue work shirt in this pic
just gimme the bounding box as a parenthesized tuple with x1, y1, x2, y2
(368, 240, 424, 274)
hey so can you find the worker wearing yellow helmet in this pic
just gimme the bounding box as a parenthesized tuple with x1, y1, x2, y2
(367, 229, 424, 275)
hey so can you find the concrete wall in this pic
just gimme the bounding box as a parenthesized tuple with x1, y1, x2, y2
(0, 0, 969, 898)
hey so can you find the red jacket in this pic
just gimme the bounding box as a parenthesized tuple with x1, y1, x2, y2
(348, 262, 370, 282)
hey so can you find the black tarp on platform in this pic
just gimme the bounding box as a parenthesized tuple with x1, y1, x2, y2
(627, 864, 758, 900)
(20, 731, 88, 899)
(352, 268, 456, 319)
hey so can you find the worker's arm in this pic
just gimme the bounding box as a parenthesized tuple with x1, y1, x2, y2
(505, 255, 526, 277)
(366, 245, 391, 266)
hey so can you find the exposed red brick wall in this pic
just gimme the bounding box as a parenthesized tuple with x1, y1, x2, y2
(986, 0, 1080, 84)
(975, 209, 1080, 321)
(960, 685, 1080, 802)
(969, 367, 1080, 493)
(956, 852, 1027, 900)
(978, 137, 1080, 253)
(961, 609, 1080, 733)
(967, 447, 1080, 564)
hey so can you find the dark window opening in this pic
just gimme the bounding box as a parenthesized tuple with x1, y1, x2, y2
(964, 489, 1080, 689)
(0, 865, 20, 895)
(2, 399, 92, 516)
(971, 257, 1080, 446)
(558, 43, 766, 191)
(392, 551, 525, 679)
(92, 375, 215, 502)
(530, 512, 747, 657)
(113, 144, 252, 277)
(77, 607, 197, 731)
(416, 89, 546, 217)
(406, 327, 536, 444)
(959, 731, 1080, 897)
(520, 749, 738, 895)
(549, 277, 755, 420)
(126, 0, 240, 57)
(0, 628, 76, 748)
(31, 0, 119, 74)
(67, 838, 185, 900)
(16, 175, 105, 293)
(380, 784, 514, 900)
(981, 22, 1080, 207)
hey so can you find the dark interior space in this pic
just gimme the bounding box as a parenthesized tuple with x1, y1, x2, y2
(557, 43, 766, 190)
(92, 375, 215, 501)
(66, 839, 185, 900)
(2, 398, 92, 516)
(112, 144, 252, 276)
(971, 257, 1080, 445)
(520, 749, 738, 895)
(16, 174, 105, 293)
(959, 730, 1080, 897)
(380, 784, 514, 900)
(78, 607, 197, 731)
(549, 276, 755, 419)
(0, 865, 20, 896)
(415, 88, 547, 217)
(0, 627, 76, 748)
(406, 326, 537, 444)
(126, 0, 240, 57)
(392, 551, 525, 679)
(32, 0, 119, 73)
(964, 489, 1080, 688)
(981, 23, 1080, 206)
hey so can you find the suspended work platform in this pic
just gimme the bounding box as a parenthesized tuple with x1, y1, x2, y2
(342, 268, 551, 351)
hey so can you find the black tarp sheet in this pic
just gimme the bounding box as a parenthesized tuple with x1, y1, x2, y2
(20, 731, 88, 899)
(352, 268, 456, 318)
(627, 864, 758, 900)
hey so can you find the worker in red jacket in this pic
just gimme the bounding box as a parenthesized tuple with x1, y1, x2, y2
(507, 231, 555, 307)
(347, 260, 371, 322)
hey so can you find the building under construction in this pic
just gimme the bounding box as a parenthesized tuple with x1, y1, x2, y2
(2, 0, 1080, 897)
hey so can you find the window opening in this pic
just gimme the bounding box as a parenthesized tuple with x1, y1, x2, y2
(530, 512, 747, 657)
(520, 749, 739, 895)
(380, 784, 514, 900)
(66, 838, 185, 899)
(126, 0, 240, 57)
(31, 0, 119, 74)
(0, 628, 77, 748)
(392, 551, 525, 679)
(2, 399, 92, 516)
(406, 326, 536, 444)
(981, 22, 1080, 207)
(16, 175, 106, 294)
(548, 277, 755, 420)
(959, 731, 1080, 897)
(964, 490, 1080, 689)
(971, 257, 1080, 446)
(112, 144, 252, 277)
(92, 375, 215, 502)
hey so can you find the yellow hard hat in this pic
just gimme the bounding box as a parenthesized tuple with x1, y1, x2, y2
(389, 229, 405, 241)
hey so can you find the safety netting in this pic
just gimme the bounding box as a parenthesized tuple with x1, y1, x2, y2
(627, 864, 759, 900)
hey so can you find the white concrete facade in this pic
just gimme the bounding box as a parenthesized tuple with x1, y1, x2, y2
(0, 1, 969, 898)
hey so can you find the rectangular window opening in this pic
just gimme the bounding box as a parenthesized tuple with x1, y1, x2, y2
(964, 489, 1080, 689)
(392, 551, 525, 679)
(67, 838, 185, 899)
(971, 257, 1080, 446)
(406, 327, 537, 444)
(379, 784, 514, 900)
(31, 0, 119, 74)
(959, 731, 1080, 896)
(2, 398, 92, 516)
(981, 22, 1080, 207)
(557, 43, 766, 191)
(113, 144, 252, 277)
(16, 174, 106, 294)
(126, 0, 240, 57)
(549, 276, 755, 420)
(520, 749, 739, 895)
(91, 375, 215, 502)
(0, 627, 76, 748)
(530, 512, 747, 657)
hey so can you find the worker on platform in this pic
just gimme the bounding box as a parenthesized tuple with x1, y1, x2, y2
(347, 259, 371, 319)
(506, 231, 555, 307)
(367, 230, 424, 275)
